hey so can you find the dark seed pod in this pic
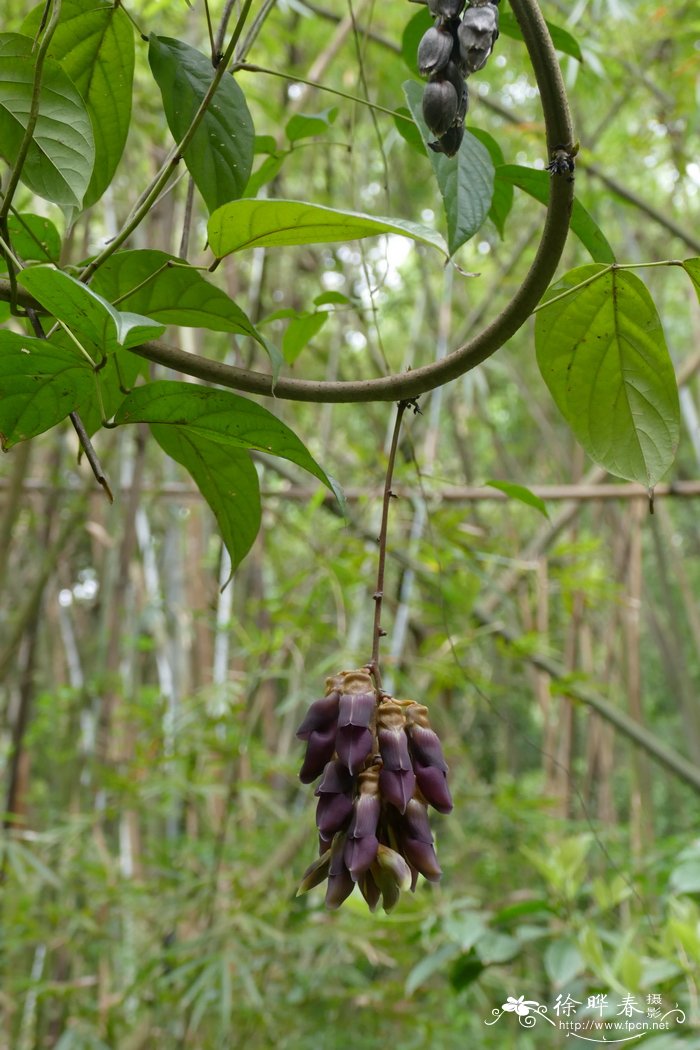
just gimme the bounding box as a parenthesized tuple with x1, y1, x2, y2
(422, 78, 459, 138)
(428, 0, 466, 19)
(458, 2, 499, 73)
(428, 124, 464, 157)
(417, 24, 454, 77)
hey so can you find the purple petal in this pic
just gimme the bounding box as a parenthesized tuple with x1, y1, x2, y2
(344, 834, 379, 879)
(358, 870, 381, 912)
(379, 768, 416, 813)
(378, 726, 412, 771)
(403, 799, 433, 843)
(299, 724, 337, 784)
(315, 759, 353, 795)
(338, 692, 375, 729)
(325, 868, 355, 909)
(414, 761, 453, 813)
(348, 795, 380, 838)
(335, 725, 373, 775)
(408, 724, 448, 772)
(316, 792, 354, 837)
(296, 692, 340, 740)
(329, 831, 347, 876)
(401, 836, 442, 882)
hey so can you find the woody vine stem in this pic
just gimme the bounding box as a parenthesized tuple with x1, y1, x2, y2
(368, 399, 415, 693)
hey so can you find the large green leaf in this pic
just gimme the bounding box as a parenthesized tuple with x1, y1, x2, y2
(17, 266, 165, 355)
(89, 250, 263, 343)
(0, 213, 61, 270)
(403, 80, 494, 256)
(151, 424, 261, 574)
(468, 127, 512, 238)
(148, 35, 254, 213)
(535, 265, 680, 487)
(208, 199, 447, 259)
(22, 0, 135, 208)
(681, 258, 700, 302)
(0, 33, 94, 211)
(497, 165, 615, 264)
(113, 381, 333, 491)
(401, 8, 432, 77)
(0, 330, 94, 449)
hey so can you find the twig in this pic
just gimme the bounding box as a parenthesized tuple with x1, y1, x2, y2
(368, 400, 411, 691)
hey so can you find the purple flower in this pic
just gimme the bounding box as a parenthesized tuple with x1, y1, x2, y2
(414, 760, 453, 813)
(401, 835, 442, 883)
(338, 691, 375, 729)
(403, 799, 433, 843)
(335, 725, 373, 775)
(296, 692, 340, 740)
(358, 869, 381, 912)
(315, 791, 354, 837)
(408, 723, 448, 772)
(298, 723, 337, 783)
(379, 767, 416, 813)
(378, 725, 412, 771)
(344, 794, 380, 879)
(315, 759, 353, 796)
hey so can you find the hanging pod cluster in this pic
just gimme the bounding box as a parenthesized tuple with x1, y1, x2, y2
(418, 0, 500, 156)
(296, 669, 452, 912)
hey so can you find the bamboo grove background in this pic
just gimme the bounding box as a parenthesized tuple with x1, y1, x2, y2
(1, 0, 700, 1046)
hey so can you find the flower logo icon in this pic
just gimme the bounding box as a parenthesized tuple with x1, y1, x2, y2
(502, 995, 540, 1017)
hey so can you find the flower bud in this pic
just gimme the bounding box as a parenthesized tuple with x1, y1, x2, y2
(458, 2, 499, 73)
(428, 0, 466, 18)
(422, 78, 459, 138)
(358, 869, 381, 912)
(429, 124, 465, 157)
(316, 791, 354, 837)
(326, 832, 355, 908)
(299, 723, 337, 784)
(414, 760, 453, 813)
(379, 767, 416, 813)
(295, 691, 340, 740)
(407, 723, 448, 772)
(297, 849, 331, 895)
(401, 835, 442, 882)
(335, 725, 373, 775)
(417, 25, 454, 77)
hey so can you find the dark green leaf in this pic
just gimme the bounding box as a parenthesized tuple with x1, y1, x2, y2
(497, 165, 615, 263)
(148, 35, 254, 213)
(0, 330, 93, 449)
(208, 199, 447, 258)
(499, 11, 583, 62)
(535, 265, 680, 487)
(401, 8, 432, 77)
(112, 381, 334, 492)
(449, 953, 485, 991)
(485, 480, 549, 518)
(150, 424, 261, 574)
(468, 127, 513, 237)
(404, 81, 494, 256)
(254, 135, 277, 154)
(0, 213, 61, 270)
(282, 312, 328, 365)
(393, 106, 426, 154)
(0, 33, 94, 212)
(78, 349, 146, 437)
(18, 266, 165, 354)
(286, 108, 337, 143)
(22, 0, 135, 208)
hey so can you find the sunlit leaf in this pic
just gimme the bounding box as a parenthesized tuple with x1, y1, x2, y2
(485, 480, 549, 519)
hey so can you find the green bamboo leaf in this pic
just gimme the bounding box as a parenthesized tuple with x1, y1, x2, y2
(0, 33, 94, 212)
(535, 265, 680, 487)
(0, 213, 61, 270)
(18, 266, 165, 354)
(113, 381, 335, 493)
(208, 199, 447, 259)
(403, 80, 494, 256)
(497, 165, 615, 263)
(0, 331, 93, 449)
(148, 35, 254, 213)
(22, 0, 135, 208)
(499, 11, 583, 62)
(485, 480, 549, 519)
(151, 424, 261, 574)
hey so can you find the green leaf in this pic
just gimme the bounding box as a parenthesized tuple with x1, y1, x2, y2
(544, 938, 585, 986)
(148, 35, 254, 213)
(670, 859, 700, 894)
(244, 153, 286, 198)
(285, 108, 337, 143)
(681, 258, 700, 302)
(282, 312, 328, 364)
(485, 480, 549, 519)
(497, 165, 615, 263)
(89, 250, 262, 343)
(393, 106, 425, 154)
(403, 80, 494, 256)
(18, 266, 165, 354)
(468, 127, 513, 238)
(208, 198, 447, 259)
(0, 33, 94, 212)
(401, 8, 432, 77)
(405, 944, 461, 996)
(535, 265, 680, 487)
(313, 291, 351, 307)
(499, 11, 583, 62)
(0, 213, 61, 270)
(112, 381, 334, 493)
(254, 134, 277, 154)
(0, 330, 93, 449)
(22, 0, 135, 209)
(151, 424, 261, 574)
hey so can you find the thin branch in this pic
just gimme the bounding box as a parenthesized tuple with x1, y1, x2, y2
(368, 400, 410, 692)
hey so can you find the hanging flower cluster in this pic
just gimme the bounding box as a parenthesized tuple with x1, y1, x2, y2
(417, 0, 500, 156)
(296, 669, 452, 912)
